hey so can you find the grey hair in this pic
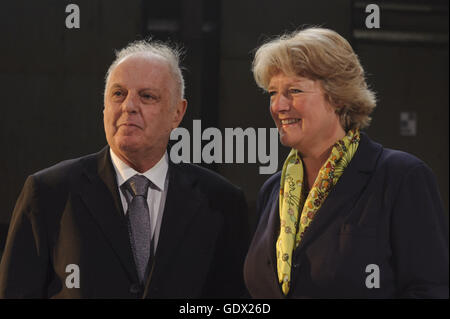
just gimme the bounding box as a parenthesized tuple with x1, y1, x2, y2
(104, 39, 185, 100)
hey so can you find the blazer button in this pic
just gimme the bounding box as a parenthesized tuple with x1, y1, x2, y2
(129, 283, 141, 295)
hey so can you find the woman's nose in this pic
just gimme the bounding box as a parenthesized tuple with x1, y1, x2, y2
(271, 94, 290, 113)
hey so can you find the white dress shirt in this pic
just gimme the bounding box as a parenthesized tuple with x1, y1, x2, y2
(109, 148, 169, 251)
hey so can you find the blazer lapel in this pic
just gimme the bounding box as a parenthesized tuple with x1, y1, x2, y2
(79, 147, 138, 283)
(266, 195, 279, 270)
(143, 162, 204, 295)
(295, 133, 383, 253)
(265, 191, 286, 298)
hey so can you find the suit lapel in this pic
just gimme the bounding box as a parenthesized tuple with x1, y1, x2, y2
(295, 133, 383, 253)
(79, 147, 139, 283)
(143, 162, 204, 295)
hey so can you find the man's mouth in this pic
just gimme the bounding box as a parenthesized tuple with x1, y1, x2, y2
(118, 122, 141, 129)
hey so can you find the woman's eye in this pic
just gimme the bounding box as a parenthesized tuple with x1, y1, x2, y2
(113, 91, 123, 97)
(289, 88, 303, 94)
(268, 91, 277, 97)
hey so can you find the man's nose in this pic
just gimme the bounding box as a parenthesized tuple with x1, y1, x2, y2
(271, 94, 290, 113)
(122, 92, 139, 113)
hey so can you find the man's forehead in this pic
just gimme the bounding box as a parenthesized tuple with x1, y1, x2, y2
(116, 51, 168, 68)
(107, 53, 171, 85)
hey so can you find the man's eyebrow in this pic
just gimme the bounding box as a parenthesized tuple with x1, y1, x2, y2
(108, 84, 162, 94)
(109, 83, 124, 90)
(138, 88, 164, 97)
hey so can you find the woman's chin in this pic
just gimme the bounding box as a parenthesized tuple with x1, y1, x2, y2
(279, 133, 302, 150)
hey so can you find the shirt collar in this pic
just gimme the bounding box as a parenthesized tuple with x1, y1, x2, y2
(109, 148, 169, 191)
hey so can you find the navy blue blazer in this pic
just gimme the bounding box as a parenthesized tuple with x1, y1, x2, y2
(244, 133, 448, 298)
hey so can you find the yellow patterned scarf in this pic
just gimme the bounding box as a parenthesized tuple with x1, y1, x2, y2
(276, 129, 360, 295)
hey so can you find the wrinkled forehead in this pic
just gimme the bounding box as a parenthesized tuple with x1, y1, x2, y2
(107, 53, 173, 89)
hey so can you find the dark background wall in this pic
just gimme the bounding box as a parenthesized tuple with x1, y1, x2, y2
(0, 0, 448, 251)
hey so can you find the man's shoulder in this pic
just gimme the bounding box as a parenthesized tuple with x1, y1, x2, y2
(31, 150, 101, 186)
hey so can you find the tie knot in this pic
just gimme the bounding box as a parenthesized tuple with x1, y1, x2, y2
(125, 174, 150, 198)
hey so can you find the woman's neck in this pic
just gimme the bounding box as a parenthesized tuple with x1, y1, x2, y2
(299, 128, 346, 190)
(302, 146, 333, 190)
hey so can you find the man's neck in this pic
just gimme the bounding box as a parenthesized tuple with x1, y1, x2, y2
(112, 148, 166, 173)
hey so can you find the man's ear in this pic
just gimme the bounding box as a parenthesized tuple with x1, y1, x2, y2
(172, 99, 187, 129)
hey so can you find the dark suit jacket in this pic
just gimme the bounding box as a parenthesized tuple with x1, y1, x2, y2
(0, 147, 249, 298)
(244, 133, 449, 298)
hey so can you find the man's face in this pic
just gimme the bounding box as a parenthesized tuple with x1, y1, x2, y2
(103, 54, 186, 162)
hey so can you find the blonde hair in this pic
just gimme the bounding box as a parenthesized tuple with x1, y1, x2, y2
(252, 27, 376, 130)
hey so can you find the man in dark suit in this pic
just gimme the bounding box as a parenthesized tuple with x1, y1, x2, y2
(0, 40, 249, 298)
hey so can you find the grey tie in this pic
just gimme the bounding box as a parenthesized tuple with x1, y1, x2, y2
(121, 174, 151, 283)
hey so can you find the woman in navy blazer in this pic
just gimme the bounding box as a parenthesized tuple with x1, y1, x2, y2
(244, 27, 448, 298)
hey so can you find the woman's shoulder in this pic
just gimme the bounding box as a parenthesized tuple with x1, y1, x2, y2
(361, 133, 432, 175)
(260, 171, 282, 195)
(256, 172, 281, 208)
(378, 145, 431, 174)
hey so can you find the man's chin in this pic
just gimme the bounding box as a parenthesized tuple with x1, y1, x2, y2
(115, 137, 142, 154)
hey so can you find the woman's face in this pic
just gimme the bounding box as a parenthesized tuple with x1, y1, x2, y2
(268, 72, 345, 155)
